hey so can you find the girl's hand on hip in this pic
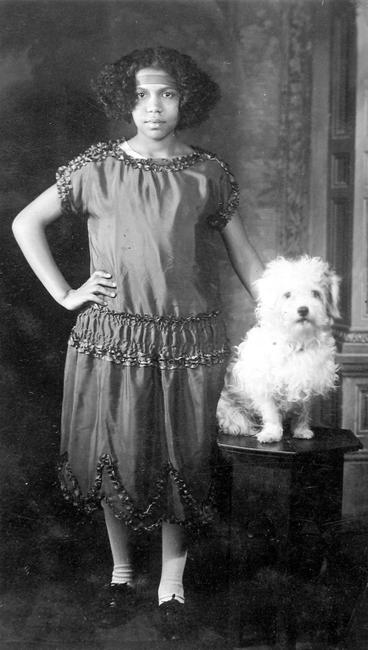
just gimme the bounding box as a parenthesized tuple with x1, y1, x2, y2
(59, 271, 117, 311)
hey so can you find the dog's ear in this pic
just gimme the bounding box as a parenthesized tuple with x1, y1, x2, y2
(325, 270, 341, 320)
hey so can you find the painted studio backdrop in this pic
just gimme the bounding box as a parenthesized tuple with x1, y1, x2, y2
(2, 0, 361, 596)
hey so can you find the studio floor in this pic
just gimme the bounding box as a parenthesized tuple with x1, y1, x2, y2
(1, 504, 368, 650)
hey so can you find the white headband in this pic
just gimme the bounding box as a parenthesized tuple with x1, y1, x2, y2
(136, 70, 176, 86)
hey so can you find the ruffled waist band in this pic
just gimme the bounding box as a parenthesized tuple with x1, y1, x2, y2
(68, 305, 230, 369)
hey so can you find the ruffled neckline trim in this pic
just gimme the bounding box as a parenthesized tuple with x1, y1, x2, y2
(110, 139, 215, 172)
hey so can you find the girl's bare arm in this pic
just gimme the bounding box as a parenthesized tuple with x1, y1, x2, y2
(12, 184, 116, 310)
(221, 211, 264, 300)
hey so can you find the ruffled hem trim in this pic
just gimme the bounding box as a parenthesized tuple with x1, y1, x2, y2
(68, 306, 230, 369)
(58, 452, 218, 533)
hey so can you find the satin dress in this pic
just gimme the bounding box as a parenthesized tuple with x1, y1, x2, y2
(56, 140, 239, 532)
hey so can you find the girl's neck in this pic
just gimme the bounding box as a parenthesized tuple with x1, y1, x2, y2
(125, 134, 192, 159)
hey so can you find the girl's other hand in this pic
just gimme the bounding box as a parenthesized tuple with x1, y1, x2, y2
(59, 271, 117, 310)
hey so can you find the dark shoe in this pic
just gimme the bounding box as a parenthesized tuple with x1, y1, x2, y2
(93, 583, 137, 628)
(157, 595, 187, 641)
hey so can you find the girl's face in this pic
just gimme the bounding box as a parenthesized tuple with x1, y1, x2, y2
(131, 67, 180, 140)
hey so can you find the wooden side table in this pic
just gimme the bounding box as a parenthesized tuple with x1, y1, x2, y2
(218, 427, 363, 647)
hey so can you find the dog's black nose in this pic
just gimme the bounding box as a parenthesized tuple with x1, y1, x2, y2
(298, 306, 309, 318)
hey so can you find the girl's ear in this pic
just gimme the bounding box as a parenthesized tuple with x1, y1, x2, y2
(179, 90, 189, 110)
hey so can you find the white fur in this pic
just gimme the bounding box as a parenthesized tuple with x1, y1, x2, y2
(217, 256, 340, 443)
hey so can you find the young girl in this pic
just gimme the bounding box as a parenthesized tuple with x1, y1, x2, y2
(12, 46, 263, 639)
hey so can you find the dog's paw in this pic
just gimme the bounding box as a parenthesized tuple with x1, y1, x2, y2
(219, 419, 250, 436)
(256, 424, 283, 444)
(293, 427, 314, 439)
(216, 395, 253, 435)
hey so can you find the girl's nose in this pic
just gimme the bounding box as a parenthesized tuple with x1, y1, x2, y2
(147, 105, 162, 113)
(147, 96, 162, 112)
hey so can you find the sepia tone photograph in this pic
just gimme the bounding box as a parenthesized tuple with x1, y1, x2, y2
(1, 0, 368, 647)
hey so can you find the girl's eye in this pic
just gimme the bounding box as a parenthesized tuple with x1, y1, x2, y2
(136, 91, 146, 99)
(284, 291, 291, 299)
(163, 90, 177, 98)
(312, 290, 322, 300)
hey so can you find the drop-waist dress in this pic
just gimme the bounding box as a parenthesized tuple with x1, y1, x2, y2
(56, 140, 239, 532)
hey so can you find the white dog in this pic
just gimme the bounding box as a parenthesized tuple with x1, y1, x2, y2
(217, 256, 340, 443)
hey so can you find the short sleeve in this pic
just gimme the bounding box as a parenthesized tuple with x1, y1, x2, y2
(56, 160, 89, 216)
(55, 141, 113, 216)
(207, 158, 240, 231)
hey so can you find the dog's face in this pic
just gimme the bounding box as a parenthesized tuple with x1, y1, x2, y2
(255, 256, 340, 341)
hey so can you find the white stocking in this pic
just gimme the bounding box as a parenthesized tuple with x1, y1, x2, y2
(158, 521, 187, 605)
(102, 499, 133, 586)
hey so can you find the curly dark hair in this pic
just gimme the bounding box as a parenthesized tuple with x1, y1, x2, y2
(92, 46, 221, 130)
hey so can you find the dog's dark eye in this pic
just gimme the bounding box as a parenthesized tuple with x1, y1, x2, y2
(284, 291, 291, 299)
(312, 290, 322, 300)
